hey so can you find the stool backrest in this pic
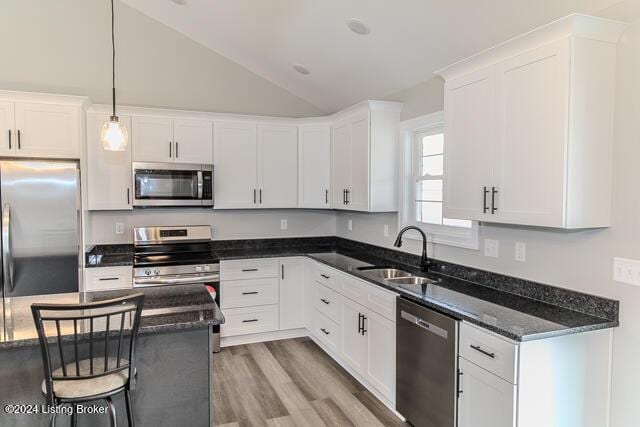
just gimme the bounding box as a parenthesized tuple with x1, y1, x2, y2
(31, 293, 144, 402)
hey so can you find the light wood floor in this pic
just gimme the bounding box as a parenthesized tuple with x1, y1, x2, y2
(213, 337, 408, 427)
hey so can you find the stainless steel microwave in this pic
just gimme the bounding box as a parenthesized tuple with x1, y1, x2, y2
(132, 162, 213, 207)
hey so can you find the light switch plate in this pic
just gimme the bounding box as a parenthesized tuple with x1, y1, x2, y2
(115, 222, 124, 235)
(280, 219, 288, 230)
(515, 242, 526, 262)
(613, 257, 640, 286)
(484, 239, 499, 258)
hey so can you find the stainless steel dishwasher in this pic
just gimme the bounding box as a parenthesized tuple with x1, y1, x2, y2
(396, 297, 459, 427)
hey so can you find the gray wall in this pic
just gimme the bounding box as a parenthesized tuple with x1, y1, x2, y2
(0, 0, 322, 118)
(337, 20, 640, 427)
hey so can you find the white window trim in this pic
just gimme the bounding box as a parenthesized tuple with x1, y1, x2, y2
(398, 111, 479, 250)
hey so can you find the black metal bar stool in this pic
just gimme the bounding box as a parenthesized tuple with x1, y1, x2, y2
(31, 293, 145, 427)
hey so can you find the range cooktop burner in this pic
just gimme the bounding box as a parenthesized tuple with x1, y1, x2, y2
(132, 226, 218, 268)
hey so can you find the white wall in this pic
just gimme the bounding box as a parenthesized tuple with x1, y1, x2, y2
(384, 78, 445, 121)
(0, 0, 322, 118)
(87, 209, 336, 245)
(337, 19, 640, 427)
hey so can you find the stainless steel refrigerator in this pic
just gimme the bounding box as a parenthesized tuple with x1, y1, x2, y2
(0, 160, 81, 303)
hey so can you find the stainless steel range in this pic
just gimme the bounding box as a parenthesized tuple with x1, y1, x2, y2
(132, 225, 220, 351)
(132, 225, 219, 288)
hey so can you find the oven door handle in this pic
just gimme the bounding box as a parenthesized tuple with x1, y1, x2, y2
(197, 170, 203, 199)
(133, 273, 220, 287)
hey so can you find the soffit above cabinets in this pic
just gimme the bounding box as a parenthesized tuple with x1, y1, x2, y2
(120, 0, 610, 114)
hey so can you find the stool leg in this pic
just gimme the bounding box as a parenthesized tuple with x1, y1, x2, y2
(106, 397, 117, 427)
(125, 390, 135, 427)
(49, 412, 56, 427)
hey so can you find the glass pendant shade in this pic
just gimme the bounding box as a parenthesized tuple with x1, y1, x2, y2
(100, 116, 128, 151)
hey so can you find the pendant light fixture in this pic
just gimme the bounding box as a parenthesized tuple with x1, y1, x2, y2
(100, 0, 128, 151)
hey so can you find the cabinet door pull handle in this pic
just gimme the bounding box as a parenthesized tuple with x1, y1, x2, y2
(491, 187, 498, 214)
(259, 189, 262, 204)
(98, 277, 119, 281)
(457, 369, 463, 397)
(470, 344, 495, 359)
(346, 189, 350, 205)
(343, 189, 346, 205)
(242, 319, 259, 323)
(320, 328, 330, 335)
(483, 186, 489, 213)
(253, 189, 257, 204)
(175, 141, 179, 158)
(127, 188, 130, 205)
(169, 141, 172, 158)
(241, 268, 258, 272)
(358, 313, 363, 334)
(320, 298, 330, 305)
(242, 291, 258, 295)
(361, 315, 367, 335)
(320, 274, 330, 279)
(17, 130, 21, 150)
(7, 130, 11, 150)
(281, 264, 284, 280)
(325, 189, 329, 204)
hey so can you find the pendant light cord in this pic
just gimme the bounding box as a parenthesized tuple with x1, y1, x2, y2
(111, 0, 116, 118)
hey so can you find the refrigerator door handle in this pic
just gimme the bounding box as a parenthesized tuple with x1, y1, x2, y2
(2, 203, 13, 292)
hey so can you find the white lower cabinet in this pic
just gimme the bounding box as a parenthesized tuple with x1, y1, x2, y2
(365, 309, 395, 400)
(279, 258, 305, 330)
(220, 305, 279, 337)
(340, 297, 367, 374)
(84, 266, 133, 292)
(457, 357, 516, 427)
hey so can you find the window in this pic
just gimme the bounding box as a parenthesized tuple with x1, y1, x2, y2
(399, 112, 479, 249)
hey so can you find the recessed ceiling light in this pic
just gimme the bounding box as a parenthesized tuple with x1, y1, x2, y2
(293, 64, 310, 75)
(346, 18, 371, 35)
(170, 0, 187, 5)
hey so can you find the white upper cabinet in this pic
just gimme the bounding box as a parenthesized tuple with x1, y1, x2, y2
(132, 116, 173, 163)
(330, 101, 402, 212)
(173, 119, 213, 164)
(213, 120, 258, 209)
(257, 124, 298, 208)
(132, 116, 213, 164)
(298, 124, 331, 209)
(86, 113, 133, 210)
(438, 15, 627, 228)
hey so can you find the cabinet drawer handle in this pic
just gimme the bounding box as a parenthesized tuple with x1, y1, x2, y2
(98, 277, 119, 281)
(470, 344, 495, 359)
(320, 298, 330, 305)
(320, 274, 330, 279)
(483, 186, 489, 213)
(320, 328, 330, 335)
(242, 319, 259, 323)
(491, 187, 498, 214)
(241, 268, 258, 272)
(242, 291, 258, 295)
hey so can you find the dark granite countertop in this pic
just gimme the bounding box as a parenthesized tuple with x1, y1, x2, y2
(0, 284, 224, 350)
(84, 237, 618, 342)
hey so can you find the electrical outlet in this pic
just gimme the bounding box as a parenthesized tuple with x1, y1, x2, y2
(348, 219, 353, 231)
(515, 242, 526, 262)
(484, 239, 499, 258)
(613, 257, 640, 286)
(115, 222, 124, 235)
(383, 224, 389, 237)
(280, 219, 288, 230)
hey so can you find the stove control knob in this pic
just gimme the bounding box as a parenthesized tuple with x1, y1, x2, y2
(145, 269, 151, 276)
(195, 265, 203, 272)
(204, 265, 210, 272)
(154, 268, 160, 275)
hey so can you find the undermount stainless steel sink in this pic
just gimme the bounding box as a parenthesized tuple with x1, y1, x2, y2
(358, 268, 413, 280)
(386, 276, 439, 286)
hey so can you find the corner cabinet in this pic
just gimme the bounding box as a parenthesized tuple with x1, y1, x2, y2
(86, 113, 133, 210)
(438, 15, 627, 228)
(298, 123, 331, 209)
(0, 92, 85, 159)
(331, 101, 402, 212)
(214, 120, 298, 209)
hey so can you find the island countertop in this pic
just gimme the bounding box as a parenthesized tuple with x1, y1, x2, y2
(0, 284, 224, 350)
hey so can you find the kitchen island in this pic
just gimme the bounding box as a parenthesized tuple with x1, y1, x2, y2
(0, 284, 224, 427)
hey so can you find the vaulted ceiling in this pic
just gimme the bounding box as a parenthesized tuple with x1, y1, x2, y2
(122, 0, 633, 113)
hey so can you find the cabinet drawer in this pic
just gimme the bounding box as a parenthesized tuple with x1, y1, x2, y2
(313, 281, 341, 323)
(313, 263, 342, 292)
(84, 266, 132, 291)
(221, 259, 278, 281)
(220, 305, 279, 337)
(460, 322, 519, 383)
(342, 274, 397, 321)
(220, 278, 278, 309)
(313, 309, 340, 354)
